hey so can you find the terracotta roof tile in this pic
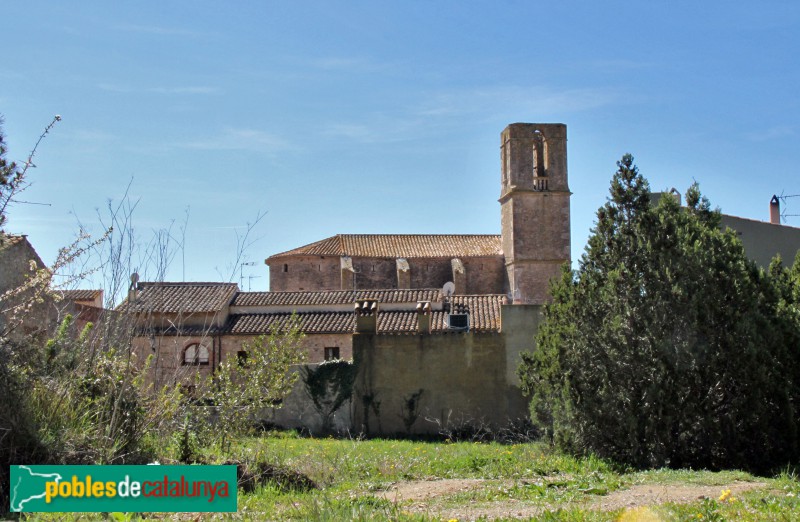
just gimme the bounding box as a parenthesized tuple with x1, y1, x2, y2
(267, 234, 502, 259)
(137, 324, 227, 336)
(447, 295, 505, 333)
(227, 295, 505, 334)
(0, 234, 27, 247)
(232, 289, 441, 307)
(117, 282, 238, 313)
(229, 312, 353, 334)
(58, 289, 102, 302)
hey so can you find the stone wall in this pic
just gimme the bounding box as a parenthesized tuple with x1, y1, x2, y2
(220, 332, 352, 364)
(501, 193, 570, 303)
(270, 254, 505, 294)
(0, 235, 53, 339)
(133, 333, 219, 387)
(268, 255, 341, 292)
(135, 329, 353, 389)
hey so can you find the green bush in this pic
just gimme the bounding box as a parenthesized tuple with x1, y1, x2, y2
(519, 154, 800, 472)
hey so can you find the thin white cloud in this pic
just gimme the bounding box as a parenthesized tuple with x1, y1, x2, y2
(70, 129, 117, 142)
(744, 126, 795, 142)
(588, 59, 653, 71)
(147, 86, 220, 95)
(98, 83, 130, 93)
(115, 24, 200, 37)
(311, 57, 369, 70)
(417, 85, 623, 118)
(322, 124, 372, 140)
(176, 127, 292, 154)
(98, 83, 219, 95)
(320, 119, 423, 144)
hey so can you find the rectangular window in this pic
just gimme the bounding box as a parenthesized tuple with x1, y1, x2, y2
(324, 347, 340, 361)
(237, 350, 249, 367)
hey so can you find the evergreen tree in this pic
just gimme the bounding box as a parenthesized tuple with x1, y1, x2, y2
(519, 154, 800, 471)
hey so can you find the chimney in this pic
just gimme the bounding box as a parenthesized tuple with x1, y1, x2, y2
(341, 256, 355, 290)
(128, 272, 139, 305)
(396, 258, 410, 289)
(416, 301, 432, 334)
(451, 258, 466, 295)
(354, 299, 378, 333)
(770, 195, 781, 225)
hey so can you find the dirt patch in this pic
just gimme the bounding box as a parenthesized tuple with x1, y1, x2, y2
(375, 478, 487, 502)
(594, 481, 766, 511)
(375, 478, 768, 521)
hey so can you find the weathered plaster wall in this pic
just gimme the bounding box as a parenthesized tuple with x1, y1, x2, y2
(220, 332, 352, 364)
(721, 215, 800, 268)
(263, 364, 353, 434)
(499, 304, 544, 387)
(352, 332, 528, 436)
(136, 330, 353, 390)
(132, 333, 219, 387)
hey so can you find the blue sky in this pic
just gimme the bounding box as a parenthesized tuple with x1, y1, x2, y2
(3, 1, 800, 296)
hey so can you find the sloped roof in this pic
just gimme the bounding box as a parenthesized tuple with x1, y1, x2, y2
(0, 234, 28, 247)
(229, 311, 352, 334)
(117, 282, 239, 313)
(58, 289, 102, 302)
(267, 234, 502, 260)
(232, 288, 441, 307)
(227, 294, 505, 334)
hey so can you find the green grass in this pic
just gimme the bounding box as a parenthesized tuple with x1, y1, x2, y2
(20, 432, 800, 521)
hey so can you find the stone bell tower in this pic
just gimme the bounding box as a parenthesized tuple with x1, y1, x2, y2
(499, 123, 571, 304)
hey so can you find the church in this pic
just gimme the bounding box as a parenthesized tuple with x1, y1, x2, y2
(123, 122, 800, 435)
(125, 123, 568, 434)
(266, 122, 570, 304)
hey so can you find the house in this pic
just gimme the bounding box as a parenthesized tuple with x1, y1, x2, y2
(652, 190, 800, 268)
(0, 234, 52, 341)
(55, 289, 104, 333)
(721, 196, 800, 268)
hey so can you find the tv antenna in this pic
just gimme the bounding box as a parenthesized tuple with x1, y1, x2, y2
(239, 262, 256, 288)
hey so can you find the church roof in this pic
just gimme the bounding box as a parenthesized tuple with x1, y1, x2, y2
(232, 288, 441, 307)
(118, 282, 239, 314)
(267, 234, 502, 260)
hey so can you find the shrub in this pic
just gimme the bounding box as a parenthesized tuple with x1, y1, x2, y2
(519, 154, 800, 472)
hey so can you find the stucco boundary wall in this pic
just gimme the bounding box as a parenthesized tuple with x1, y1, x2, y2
(351, 304, 544, 436)
(264, 363, 354, 435)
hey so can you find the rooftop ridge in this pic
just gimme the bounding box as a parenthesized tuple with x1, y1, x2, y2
(267, 233, 502, 260)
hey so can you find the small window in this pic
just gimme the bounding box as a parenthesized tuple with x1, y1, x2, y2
(283, 264, 289, 273)
(324, 347, 340, 361)
(183, 343, 209, 365)
(237, 350, 249, 367)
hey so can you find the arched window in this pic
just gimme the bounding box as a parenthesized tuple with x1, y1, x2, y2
(532, 134, 547, 178)
(183, 343, 210, 365)
(532, 132, 548, 191)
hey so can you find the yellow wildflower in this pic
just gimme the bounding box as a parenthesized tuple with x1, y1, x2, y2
(616, 507, 661, 521)
(719, 489, 732, 502)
